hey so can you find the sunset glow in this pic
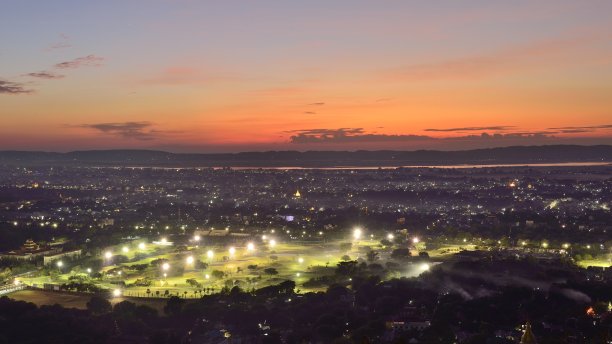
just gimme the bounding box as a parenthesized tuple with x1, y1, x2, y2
(1, 1, 611, 152)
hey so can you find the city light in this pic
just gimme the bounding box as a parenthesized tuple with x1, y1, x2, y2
(298, 257, 304, 264)
(563, 243, 570, 249)
(194, 235, 201, 242)
(122, 246, 129, 253)
(104, 251, 113, 259)
(113, 289, 122, 297)
(186, 256, 194, 265)
(387, 233, 394, 240)
(247, 242, 255, 252)
(420, 263, 430, 271)
(138, 242, 146, 250)
(56, 261, 63, 268)
(542, 242, 549, 248)
(413, 237, 420, 244)
(269, 239, 277, 247)
(162, 262, 170, 271)
(229, 247, 236, 256)
(87, 268, 92, 273)
(161, 237, 167, 244)
(207, 250, 214, 259)
(205, 274, 210, 279)
(353, 228, 362, 240)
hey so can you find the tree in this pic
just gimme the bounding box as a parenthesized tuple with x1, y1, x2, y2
(211, 270, 225, 279)
(264, 268, 278, 275)
(164, 296, 184, 316)
(366, 250, 379, 262)
(341, 255, 351, 261)
(86, 296, 111, 314)
(391, 248, 411, 259)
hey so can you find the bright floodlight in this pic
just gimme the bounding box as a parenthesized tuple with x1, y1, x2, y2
(56, 261, 63, 267)
(353, 228, 362, 240)
(229, 247, 236, 256)
(186, 256, 194, 264)
(161, 237, 168, 244)
(269, 239, 277, 247)
(298, 257, 304, 264)
(205, 274, 210, 279)
(412, 237, 420, 244)
(104, 251, 113, 259)
(247, 242, 255, 252)
(194, 235, 201, 242)
(421, 263, 430, 271)
(162, 262, 170, 271)
(207, 250, 214, 259)
(563, 243, 570, 249)
(87, 268, 92, 273)
(14, 279, 20, 286)
(262, 235, 267, 240)
(113, 289, 122, 297)
(387, 234, 394, 240)
(542, 242, 549, 248)
(138, 242, 146, 250)
(122, 246, 129, 253)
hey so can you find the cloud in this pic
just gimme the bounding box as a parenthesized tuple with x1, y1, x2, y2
(288, 128, 431, 144)
(548, 124, 612, 133)
(46, 33, 72, 51)
(55, 55, 104, 69)
(308, 102, 325, 106)
(25, 71, 65, 79)
(287, 128, 560, 145)
(304, 111, 316, 115)
(76, 121, 179, 141)
(0, 79, 33, 95)
(425, 126, 514, 132)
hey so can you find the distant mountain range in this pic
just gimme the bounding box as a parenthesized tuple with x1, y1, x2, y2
(0, 145, 610, 167)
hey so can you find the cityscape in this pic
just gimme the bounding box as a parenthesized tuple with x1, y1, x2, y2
(2, 1, 612, 343)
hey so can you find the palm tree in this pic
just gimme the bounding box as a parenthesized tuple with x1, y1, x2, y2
(146, 288, 151, 297)
(155, 290, 160, 297)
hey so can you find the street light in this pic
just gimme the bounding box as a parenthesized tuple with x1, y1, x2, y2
(269, 239, 277, 248)
(207, 250, 214, 259)
(56, 261, 63, 268)
(353, 228, 362, 240)
(247, 242, 255, 252)
(104, 251, 113, 259)
(122, 246, 129, 253)
(229, 247, 236, 256)
(298, 257, 304, 264)
(194, 235, 201, 242)
(162, 262, 170, 271)
(113, 289, 122, 297)
(186, 256, 194, 265)
(412, 237, 420, 244)
(138, 242, 146, 250)
(87, 268, 92, 273)
(387, 234, 394, 240)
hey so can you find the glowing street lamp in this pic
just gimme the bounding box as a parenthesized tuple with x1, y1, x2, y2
(246, 242, 255, 252)
(207, 250, 214, 259)
(194, 235, 201, 242)
(86, 268, 92, 273)
(269, 239, 277, 248)
(562, 243, 570, 249)
(138, 242, 146, 250)
(387, 234, 394, 241)
(186, 256, 194, 265)
(412, 237, 420, 244)
(420, 263, 430, 271)
(113, 289, 122, 297)
(353, 228, 362, 240)
(160, 237, 168, 245)
(228, 247, 236, 256)
(542, 242, 549, 248)
(56, 261, 63, 268)
(122, 246, 129, 253)
(205, 274, 210, 279)
(162, 262, 170, 271)
(104, 251, 113, 259)
(298, 257, 304, 264)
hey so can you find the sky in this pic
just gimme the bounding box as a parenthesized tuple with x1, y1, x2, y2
(1, 0, 612, 152)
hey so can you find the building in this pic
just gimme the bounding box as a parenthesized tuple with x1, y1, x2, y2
(0, 239, 61, 261)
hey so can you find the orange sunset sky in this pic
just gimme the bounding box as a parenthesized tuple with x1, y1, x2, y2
(1, 1, 611, 152)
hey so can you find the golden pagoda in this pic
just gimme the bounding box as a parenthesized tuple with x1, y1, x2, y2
(22, 239, 40, 252)
(520, 322, 537, 344)
(294, 190, 301, 198)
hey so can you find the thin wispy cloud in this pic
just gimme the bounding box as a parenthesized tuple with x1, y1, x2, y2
(0, 79, 33, 95)
(25, 71, 65, 79)
(55, 55, 104, 69)
(308, 102, 325, 106)
(548, 124, 612, 133)
(76, 121, 179, 141)
(383, 33, 608, 82)
(425, 126, 514, 132)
